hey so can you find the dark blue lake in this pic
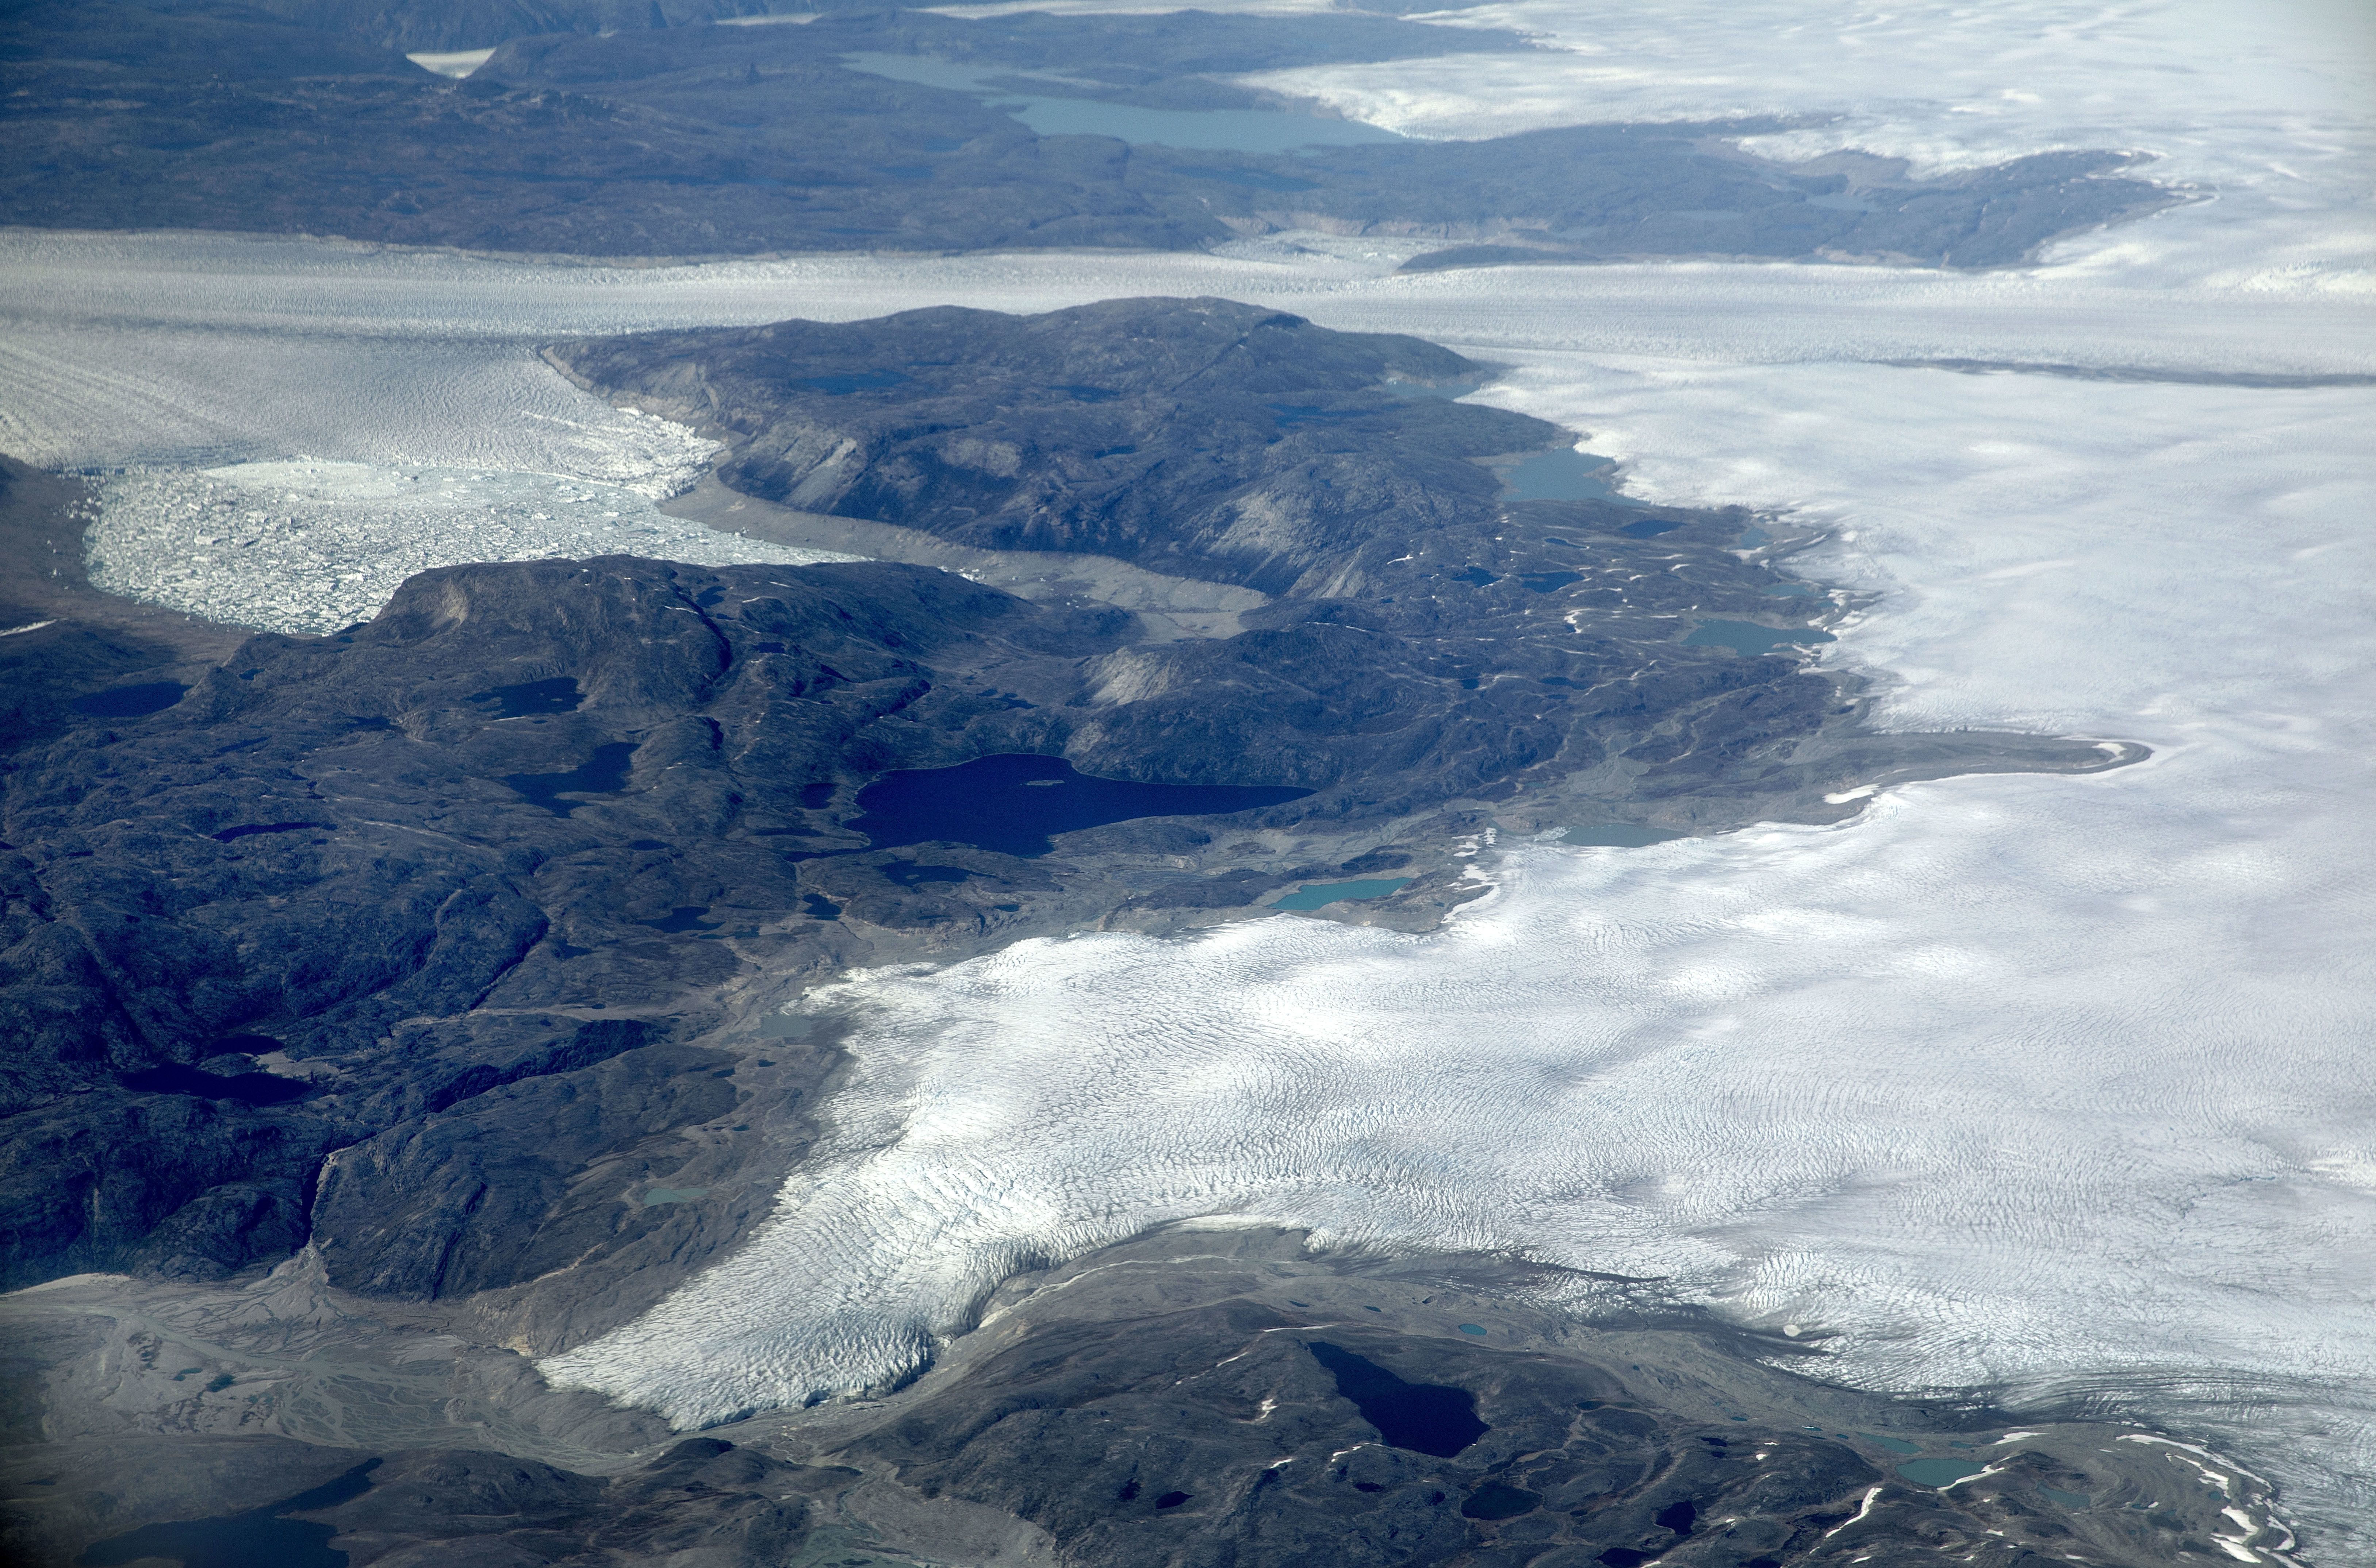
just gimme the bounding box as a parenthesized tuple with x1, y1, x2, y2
(78, 1460, 375, 1568)
(119, 1063, 308, 1106)
(848, 753, 1311, 858)
(1306, 1341, 1487, 1457)
(71, 681, 187, 719)
(471, 676, 581, 717)
(502, 741, 639, 815)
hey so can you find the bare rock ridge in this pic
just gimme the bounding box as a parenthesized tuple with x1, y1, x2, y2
(551, 297, 1508, 592)
(5, 1, 2171, 266)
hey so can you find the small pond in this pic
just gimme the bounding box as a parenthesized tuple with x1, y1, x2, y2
(1499, 447, 1639, 504)
(470, 676, 581, 717)
(78, 1460, 376, 1568)
(1306, 1342, 1487, 1457)
(639, 906, 721, 934)
(119, 1063, 308, 1106)
(502, 741, 639, 816)
(1271, 877, 1410, 911)
(1461, 1480, 1540, 1520)
(1897, 1458, 1991, 1488)
(71, 681, 187, 719)
(1683, 619, 1836, 658)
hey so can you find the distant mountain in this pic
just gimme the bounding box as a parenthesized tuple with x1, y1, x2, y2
(5, 2, 2170, 265)
(125, 0, 822, 54)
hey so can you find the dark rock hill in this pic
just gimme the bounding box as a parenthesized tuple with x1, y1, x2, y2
(552, 297, 1513, 591)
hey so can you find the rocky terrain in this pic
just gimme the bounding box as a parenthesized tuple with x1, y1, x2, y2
(3, 1, 2170, 265)
(0, 301, 2174, 1564)
(3, 1231, 2297, 1567)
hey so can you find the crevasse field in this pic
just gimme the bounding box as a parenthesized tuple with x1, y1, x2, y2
(4, 0, 2370, 1545)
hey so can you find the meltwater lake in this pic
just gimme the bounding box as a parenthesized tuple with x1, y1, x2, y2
(1500, 447, 1637, 504)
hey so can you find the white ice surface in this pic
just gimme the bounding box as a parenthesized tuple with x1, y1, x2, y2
(4, 0, 2372, 1544)
(0, 245, 881, 629)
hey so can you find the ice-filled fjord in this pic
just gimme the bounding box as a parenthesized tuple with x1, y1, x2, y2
(0, 280, 860, 628)
(7, 0, 2372, 1545)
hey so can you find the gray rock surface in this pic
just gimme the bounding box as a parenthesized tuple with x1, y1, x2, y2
(0, 1233, 2298, 1567)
